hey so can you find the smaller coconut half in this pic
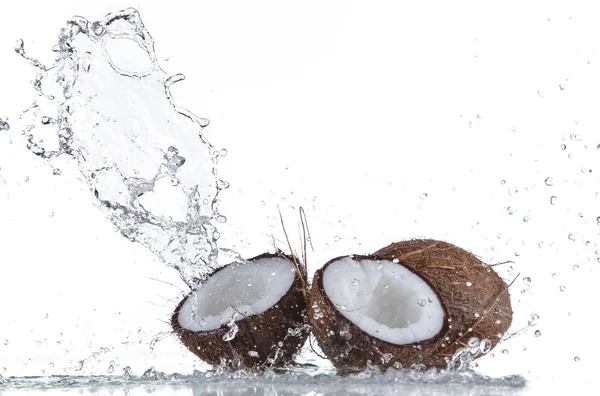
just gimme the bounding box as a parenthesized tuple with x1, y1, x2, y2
(309, 239, 512, 372)
(172, 252, 308, 370)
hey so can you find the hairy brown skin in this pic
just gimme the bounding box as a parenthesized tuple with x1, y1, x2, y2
(309, 239, 512, 373)
(171, 252, 309, 370)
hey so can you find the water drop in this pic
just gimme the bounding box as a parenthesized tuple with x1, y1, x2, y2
(479, 339, 492, 354)
(24, 176, 29, 182)
(528, 313, 539, 326)
(467, 337, 479, 348)
(107, 364, 115, 374)
(509, 186, 519, 196)
(334, 236, 341, 242)
(501, 349, 509, 354)
(248, 351, 259, 358)
(507, 207, 515, 215)
(3, 340, 7, 346)
(559, 84, 566, 90)
(351, 279, 359, 286)
(0, 119, 9, 131)
(48, 362, 54, 368)
(560, 285, 566, 292)
(523, 215, 530, 223)
(419, 193, 428, 200)
(573, 265, 579, 271)
(568, 233, 576, 241)
(417, 299, 426, 307)
(570, 133, 581, 141)
(574, 356, 580, 362)
(500, 179, 506, 185)
(561, 143, 567, 150)
(550, 196, 557, 205)
(466, 281, 473, 287)
(122, 366, 132, 379)
(544, 177, 554, 186)
(534, 330, 541, 338)
(596, 216, 600, 226)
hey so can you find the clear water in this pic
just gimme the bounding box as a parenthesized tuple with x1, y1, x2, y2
(4, 6, 584, 395)
(12, 8, 241, 288)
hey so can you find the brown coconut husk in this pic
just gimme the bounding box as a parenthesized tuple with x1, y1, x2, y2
(171, 252, 309, 370)
(309, 239, 512, 373)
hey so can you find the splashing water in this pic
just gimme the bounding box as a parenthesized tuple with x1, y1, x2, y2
(14, 8, 242, 286)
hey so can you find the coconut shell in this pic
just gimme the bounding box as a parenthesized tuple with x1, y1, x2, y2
(309, 239, 512, 372)
(172, 252, 309, 370)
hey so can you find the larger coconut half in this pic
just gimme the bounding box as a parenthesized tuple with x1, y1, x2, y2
(309, 239, 512, 372)
(172, 252, 308, 369)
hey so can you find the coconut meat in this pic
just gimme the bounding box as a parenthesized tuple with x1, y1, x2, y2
(178, 257, 296, 331)
(322, 258, 444, 345)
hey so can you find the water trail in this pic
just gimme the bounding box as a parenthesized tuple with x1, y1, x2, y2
(14, 8, 242, 287)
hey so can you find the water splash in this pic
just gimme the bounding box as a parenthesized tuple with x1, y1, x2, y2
(14, 8, 242, 286)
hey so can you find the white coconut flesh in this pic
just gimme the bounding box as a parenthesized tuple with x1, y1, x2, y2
(322, 258, 445, 345)
(178, 257, 296, 331)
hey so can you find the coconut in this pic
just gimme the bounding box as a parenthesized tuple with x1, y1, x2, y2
(309, 239, 512, 372)
(171, 252, 309, 370)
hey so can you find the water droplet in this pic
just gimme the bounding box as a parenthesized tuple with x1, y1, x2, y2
(500, 179, 506, 185)
(48, 362, 54, 368)
(574, 356, 580, 362)
(419, 193, 428, 200)
(417, 299, 426, 307)
(528, 313, 539, 326)
(479, 339, 492, 354)
(509, 186, 519, 196)
(507, 207, 515, 215)
(559, 84, 566, 90)
(561, 143, 567, 150)
(0, 119, 10, 131)
(467, 337, 479, 348)
(534, 330, 541, 338)
(501, 349, 509, 354)
(560, 285, 566, 292)
(466, 281, 473, 287)
(351, 279, 359, 286)
(107, 364, 115, 374)
(550, 196, 558, 205)
(248, 351, 259, 358)
(596, 216, 600, 226)
(3, 340, 7, 346)
(573, 265, 579, 271)
(552, 272, 556, 277)
(523, 215, 530, 223)
(24, 176, 29, 182)
(544, 177, 554, 186)
(333, 236, 341, 242)
(568, 233, 576, 241)
(570, 133, 581, 141)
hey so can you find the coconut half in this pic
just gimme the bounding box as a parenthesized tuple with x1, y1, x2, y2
(309, 239, 512, 372)
(172, 252, 308, 369)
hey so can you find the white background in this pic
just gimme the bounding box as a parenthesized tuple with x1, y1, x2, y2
(1, 0, 599, 391)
